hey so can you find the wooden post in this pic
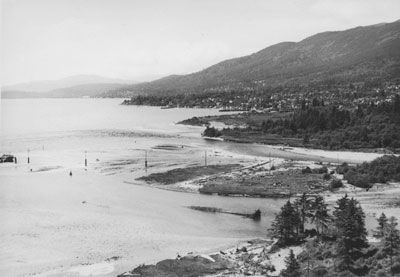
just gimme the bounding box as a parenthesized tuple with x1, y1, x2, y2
(269, 152, 271, 173)
(85, 151, 87, 167)
(27, 149, 30, 164)
(145, 150, 148, 168)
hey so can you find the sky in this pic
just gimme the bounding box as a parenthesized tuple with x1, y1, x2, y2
(1, 0, 400, 85)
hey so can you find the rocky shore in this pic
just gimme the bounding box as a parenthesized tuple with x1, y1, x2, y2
(117, 239, 305, 277)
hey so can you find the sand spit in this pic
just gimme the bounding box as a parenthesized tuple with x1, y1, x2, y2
(267, 145, 389, 164)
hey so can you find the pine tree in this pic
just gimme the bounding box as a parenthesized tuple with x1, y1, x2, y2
(280, 249, 301, 277)
(311, 195, 330, 237)
(268, 200, 300, 245)
(333, 194, 349, 233)
(269, 213, 284, 243)
(294, 193, 313, 234)
(376, 212, 388, 237)
(333, 196, 368, 271)
(383, 216, 400, 275)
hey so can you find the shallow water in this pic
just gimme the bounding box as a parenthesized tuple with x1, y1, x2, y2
(0, 99, 286, 276)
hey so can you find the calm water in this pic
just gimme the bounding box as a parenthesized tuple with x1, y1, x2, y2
(0, 99, 285, 277)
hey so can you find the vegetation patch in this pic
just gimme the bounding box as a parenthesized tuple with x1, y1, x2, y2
(198, 168, 329, 197)
(338, 155, 400, 189)
(136, 164, 240, 185)
(183, 95, 400, 153)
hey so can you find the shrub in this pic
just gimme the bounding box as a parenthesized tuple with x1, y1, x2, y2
(323, 173, 331, 180)
(330, 179, 343, 190)
(202, 126, 222, 137)
(336, 162, 349, 174)
(302, 167, 312, 174)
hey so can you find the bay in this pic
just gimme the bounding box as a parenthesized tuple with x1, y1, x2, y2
(0, 99, 285, 277)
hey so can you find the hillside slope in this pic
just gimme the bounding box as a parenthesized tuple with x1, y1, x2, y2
(108, 20, 400, 96)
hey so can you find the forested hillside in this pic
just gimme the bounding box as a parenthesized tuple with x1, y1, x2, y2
(107, 20, 400, 97)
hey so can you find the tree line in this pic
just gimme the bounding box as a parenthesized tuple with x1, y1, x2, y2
(260, 94, 400, 151)
(337, 155, 400, 189)
(203, 94, 400, 152)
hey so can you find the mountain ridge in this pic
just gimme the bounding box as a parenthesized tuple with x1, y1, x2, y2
(1, 82, 128, 99)
(2, 74, 132, 93)
(107, 19, 400, 97)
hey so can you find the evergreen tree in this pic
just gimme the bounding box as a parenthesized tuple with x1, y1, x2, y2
(294, 193, 313, 234)
(269, 213, 284, 243)
(333, 196, 368, 271)
(383, 216, 400, 275)
(280, 249, 301, 277)
(376, 212, 388, 237)
(268, 200, 300, 245)
(332, 194, 349, 233)
(311, 195, 330, 237)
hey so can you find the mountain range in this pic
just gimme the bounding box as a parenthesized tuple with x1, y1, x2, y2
(106, 19, 400, 97)
(1, 75, 132, 98)
(3, 20, 400, 99)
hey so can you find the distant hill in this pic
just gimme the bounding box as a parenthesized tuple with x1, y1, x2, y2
(106, 19, 400, 97)
(3, 74, 130, 92)
(1, 75, 136, 98)
(1, 83, 128, 99)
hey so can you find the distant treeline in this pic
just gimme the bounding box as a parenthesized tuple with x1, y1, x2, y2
(219, 94, 400, 152)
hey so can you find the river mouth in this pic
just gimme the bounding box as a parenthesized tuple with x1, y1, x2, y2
(0, 99, 388, 277)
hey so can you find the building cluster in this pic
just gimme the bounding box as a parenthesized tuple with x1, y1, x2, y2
(124, 81, 400, 113)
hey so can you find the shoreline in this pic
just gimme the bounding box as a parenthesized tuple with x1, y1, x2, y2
(176, 118, 398, 158)
(117, 179, 400, 277)
(115, 143, 400, 276)
(1, 125, 397, 277)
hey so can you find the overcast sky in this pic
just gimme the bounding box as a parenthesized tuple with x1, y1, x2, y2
(1, 0, 400, 85)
